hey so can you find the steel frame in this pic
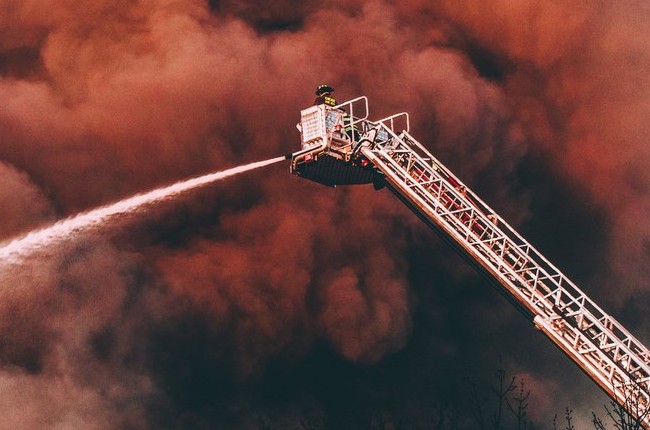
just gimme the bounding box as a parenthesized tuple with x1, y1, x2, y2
(357, 123, 650, 426)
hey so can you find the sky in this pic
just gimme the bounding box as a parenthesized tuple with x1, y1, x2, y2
(1, 0, 650, 428)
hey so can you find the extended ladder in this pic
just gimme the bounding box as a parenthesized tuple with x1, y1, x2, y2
(357, 119, 650, 426)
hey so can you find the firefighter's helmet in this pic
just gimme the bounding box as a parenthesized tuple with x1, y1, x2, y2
(315, 84, 334, 96)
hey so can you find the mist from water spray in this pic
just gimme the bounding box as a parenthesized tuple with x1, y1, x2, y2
(0, 156, 287, 264)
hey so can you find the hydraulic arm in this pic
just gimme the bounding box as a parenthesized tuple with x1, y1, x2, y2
(290, 97, 650, 426)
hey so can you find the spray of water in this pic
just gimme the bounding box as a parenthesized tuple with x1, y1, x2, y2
(0, 156, 287, 264)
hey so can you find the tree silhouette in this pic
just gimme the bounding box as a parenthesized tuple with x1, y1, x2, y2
(591, 390, 648, 430)
(468, 356, 536, 430)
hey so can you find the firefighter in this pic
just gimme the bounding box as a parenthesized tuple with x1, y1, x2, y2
(314, 84, 336, 107)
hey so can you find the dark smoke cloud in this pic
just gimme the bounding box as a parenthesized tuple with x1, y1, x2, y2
(414, 1, 650, 297)
(1, 0, 649, 428)
(0, 238, 151, 429)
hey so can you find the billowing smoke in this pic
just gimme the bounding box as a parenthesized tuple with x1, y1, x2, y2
(1, 0, 649, 428)
(419, 1, 650, 299)
(0, 161, 54, 237)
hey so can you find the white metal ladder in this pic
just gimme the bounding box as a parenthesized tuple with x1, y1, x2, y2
(358, 121, 650, 426)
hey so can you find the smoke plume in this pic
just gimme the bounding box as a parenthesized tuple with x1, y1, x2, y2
(1, 0, 649, 428)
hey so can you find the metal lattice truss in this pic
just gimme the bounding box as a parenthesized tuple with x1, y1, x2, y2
(358, 123, 650, 426)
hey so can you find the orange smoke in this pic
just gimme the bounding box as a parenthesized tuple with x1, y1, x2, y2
(1, 0, 649, 428)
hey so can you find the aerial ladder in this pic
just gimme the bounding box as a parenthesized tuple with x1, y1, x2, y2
(289, 96, 650, 427)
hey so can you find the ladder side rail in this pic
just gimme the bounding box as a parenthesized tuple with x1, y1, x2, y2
(366, 143, 650, 424)
(534, 316, 650, 428)
(394, 130, 650, 367)
(371, 133, 565, 298)
(371, 143, 596, 324)
(372, 133, 569, 295)
(398, 127, 650, 364)
(362, 124, 650, 371)
(364, 144, 602, 329)
(385, 132, 650, 377)
(405, 128, 649, 360)
(366, 141, 563, 315)
(361, 130, 650, 422)
(367, 139, 650, 362)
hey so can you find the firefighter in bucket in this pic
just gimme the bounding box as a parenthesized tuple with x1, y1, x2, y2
(314, 84, 359, 144)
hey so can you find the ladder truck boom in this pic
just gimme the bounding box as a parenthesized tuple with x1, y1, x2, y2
(290, 97, 650, 426)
